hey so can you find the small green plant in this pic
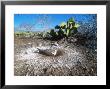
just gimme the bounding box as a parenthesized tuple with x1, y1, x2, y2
(46, 29, 58, 40)
(62, 17, 80, 37)
(44, 17, 80, 40)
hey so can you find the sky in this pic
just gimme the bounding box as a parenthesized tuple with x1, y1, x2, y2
(14, 14, 96, 32)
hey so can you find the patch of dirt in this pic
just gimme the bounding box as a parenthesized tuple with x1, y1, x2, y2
(14, 37, 97, 76)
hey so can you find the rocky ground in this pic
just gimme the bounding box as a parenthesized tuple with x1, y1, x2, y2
(14, 36, 97, 76)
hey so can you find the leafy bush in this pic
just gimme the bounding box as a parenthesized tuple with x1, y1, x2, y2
(44, 17, 80, 40)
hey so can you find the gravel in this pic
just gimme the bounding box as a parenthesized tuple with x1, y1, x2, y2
(14, 37, 97, 76)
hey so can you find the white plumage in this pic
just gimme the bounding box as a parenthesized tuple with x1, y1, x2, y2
(33, 42, 62, 56)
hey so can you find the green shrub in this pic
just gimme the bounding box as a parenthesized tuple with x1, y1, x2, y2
(43, 17, 80, 40)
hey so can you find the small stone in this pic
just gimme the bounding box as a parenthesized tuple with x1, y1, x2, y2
(25, 52, 28, 54)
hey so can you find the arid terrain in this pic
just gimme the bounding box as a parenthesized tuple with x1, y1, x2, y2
(14, 34, 97, 76)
